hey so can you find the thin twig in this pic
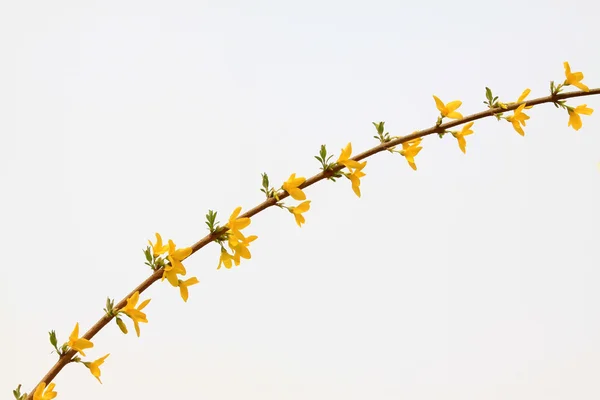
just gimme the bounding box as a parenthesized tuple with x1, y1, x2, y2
(26, 87, 600, 399)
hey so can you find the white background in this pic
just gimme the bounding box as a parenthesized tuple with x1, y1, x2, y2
(1, 1, 600, 399)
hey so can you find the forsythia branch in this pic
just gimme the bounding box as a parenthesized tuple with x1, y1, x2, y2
(25, 86, 600, 400)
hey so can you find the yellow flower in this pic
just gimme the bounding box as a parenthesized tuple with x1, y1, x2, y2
(506, 104, 530, 136)
(148, 232, 168, 256)
(229, 234, 258, 266)
(498, 88, 533, 110)
(228, 206, 251, 241)
(517, 88, 530, 103)
(162, 265, 183, 287)
(167, 240, 192, 271)
(564, 62, 589, 92)
(178, 277, 200, 302)
(568, 104, 594, 131)
(433, 95, 463, 119)
(399, 138, 423, 170)
(452, 122, 474, 154)
(68, 323, 94, 356)
(337, 142, 363, 171)
(121, 291, 151, 337)
(348, 161, 367, 197)
(517, 88, 534, 109)
(162, 239, 192, 287)
(217, 248, 234, 269)
(33, 382, 57, 400)
(289, 201, 311, 227)
(282, 173, 307, 201)
(86, 353, 110, 384)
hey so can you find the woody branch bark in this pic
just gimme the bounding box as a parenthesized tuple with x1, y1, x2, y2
(27, 87, 600, 399)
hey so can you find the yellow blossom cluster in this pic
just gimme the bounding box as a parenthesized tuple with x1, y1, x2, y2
(84, 354, 110, 383)
(433, 96, 463, 120)
(507, 103, 530, 136)
(149, 233, 199, 302)
(281, 173, 312, 227)
(568, 104, 594, 130)
(505, 89, 532, 136)
(120, 291, 151, 336)
(60, 323, 110, 387)
(562, 63, 593, 130)
(67, 322, 93, 356)
(218, 207, 258, 268)
(395, 95, 468, 168)
(502, 63, 595, 133)
(451, 122, 474, 154)
(398, 137, 424, 169)
(337, 142, 367, 197)
(33, 382, 57, 400)
(564, 61, 589, 92)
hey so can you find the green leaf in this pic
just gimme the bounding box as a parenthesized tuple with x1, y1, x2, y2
(485, 87, 493, 102)
(104, 297, 115, 316)
(205, 210, 219, 233)
(316, 145, 334, 171)
(261, 172, 269, 188)
(144, 247, 152, 263)
(260, 173, 273, 198)
(550, 80, 556, 95)
(13, 384, 22, 400)
(319, 144, 327, 160)
(49, 330, 57, 348)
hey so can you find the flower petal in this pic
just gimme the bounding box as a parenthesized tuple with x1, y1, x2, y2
(433, 95, 445, 112)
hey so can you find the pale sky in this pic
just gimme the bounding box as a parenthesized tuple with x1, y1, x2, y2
(2, 1, 600, 399)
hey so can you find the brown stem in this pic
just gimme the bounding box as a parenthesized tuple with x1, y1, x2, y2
(25, 87, 600, 399)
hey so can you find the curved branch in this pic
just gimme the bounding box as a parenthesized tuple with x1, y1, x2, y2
(26, 87, 600, 399)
